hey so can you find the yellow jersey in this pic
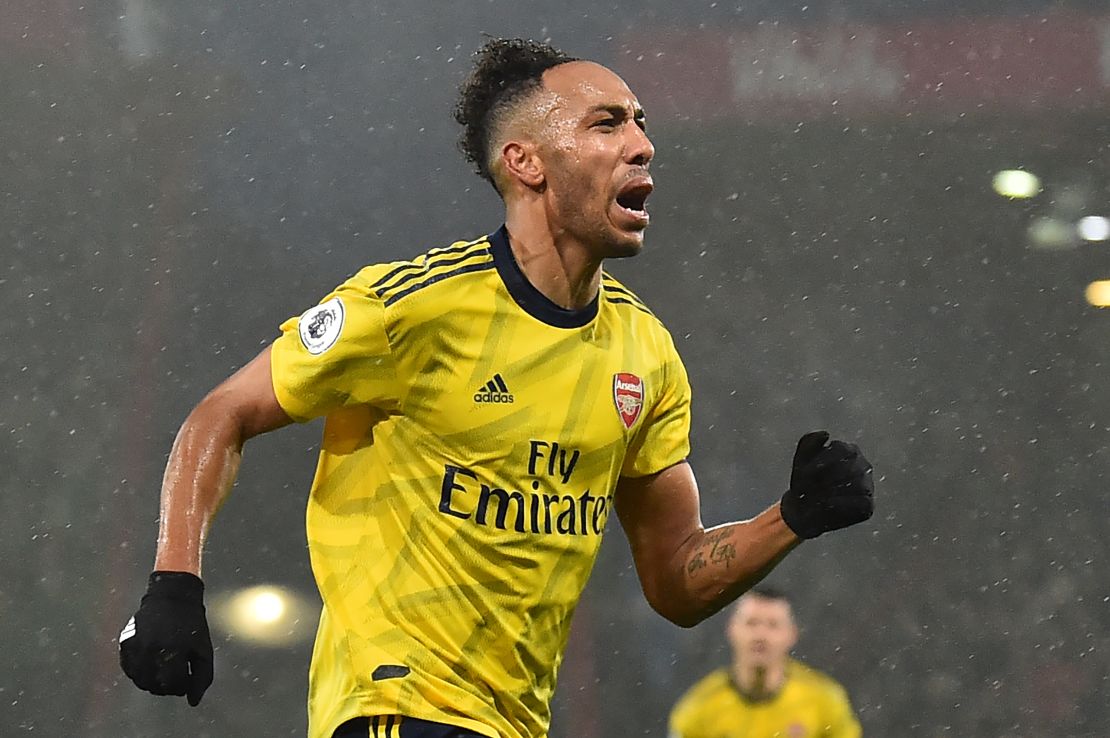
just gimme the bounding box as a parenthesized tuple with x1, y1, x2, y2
(668, 661, 861, 738)
(269, 227, 692, 738)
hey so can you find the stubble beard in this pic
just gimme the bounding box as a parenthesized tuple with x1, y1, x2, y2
(552, 183, 645, 261)
(603, 231, 645, 259)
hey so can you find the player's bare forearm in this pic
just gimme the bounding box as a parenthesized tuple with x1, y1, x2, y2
(616, 463, 800, 628)
(669, 505, 799, 626)
(152, 346, 292, 575)
(153, 404, 246, 574)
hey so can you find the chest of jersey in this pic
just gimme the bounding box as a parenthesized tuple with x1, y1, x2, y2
(392, 292, 653, 472)
(359, 291, 657, 550)
(690, 682, 838, 738)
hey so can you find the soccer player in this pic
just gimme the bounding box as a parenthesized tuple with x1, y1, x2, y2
(118, 38, 874, 738)
(669, 587, 862, 738)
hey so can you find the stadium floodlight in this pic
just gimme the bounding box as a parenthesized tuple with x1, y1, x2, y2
(1084, 280, 1110, 307)
(210, 584, 317, 647)
(992, 169, 1041, 199)
(1077, 216, 1110, 242)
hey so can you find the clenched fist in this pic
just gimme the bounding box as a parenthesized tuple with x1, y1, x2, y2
(119, 571, 213, 706)
(780, 431, 874, 539)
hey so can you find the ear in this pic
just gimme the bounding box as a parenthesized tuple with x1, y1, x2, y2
(784, 620, 799, 650)
(725, 606, 743, 644)
(499, 141, 545, 189)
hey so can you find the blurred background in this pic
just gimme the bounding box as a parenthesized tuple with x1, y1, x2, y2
(3, 1, 1108, 736)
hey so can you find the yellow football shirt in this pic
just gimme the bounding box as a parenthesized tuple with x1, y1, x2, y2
(668, 661, 862, 738)
(269, 226, 692, 738)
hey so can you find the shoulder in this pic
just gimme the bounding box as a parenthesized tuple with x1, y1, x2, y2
(322, 234, 495, 337)
(352, 233, 496, 308)
(670, 669, 733, 736)
(602, 270, 684, 358)
(601, 271, 659, 322)
(674, 668, 731, 709)
(788, 659, 852, 705)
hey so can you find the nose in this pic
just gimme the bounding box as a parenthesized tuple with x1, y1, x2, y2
(626, 123, 654, 167)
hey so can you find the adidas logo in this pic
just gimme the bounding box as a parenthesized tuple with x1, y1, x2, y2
(474, 373, 514, 404)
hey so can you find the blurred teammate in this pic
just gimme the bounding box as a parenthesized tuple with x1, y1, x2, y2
(118, 38, 874, 738)
(669, 587, 862, 738)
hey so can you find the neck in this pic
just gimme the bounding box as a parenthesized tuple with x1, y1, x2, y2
(504, 208, 602, 311)
(732, 659, 787, 701)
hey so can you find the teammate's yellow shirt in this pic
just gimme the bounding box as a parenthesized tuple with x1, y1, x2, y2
(269, 227, 692, 738)
(668, 661, 861, 738)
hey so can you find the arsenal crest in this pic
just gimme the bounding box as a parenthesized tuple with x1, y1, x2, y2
(613, 372, 644, 429)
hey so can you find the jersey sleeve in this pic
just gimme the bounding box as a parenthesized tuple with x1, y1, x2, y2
(270, 267, 403, 422)
(667, 680, 707, 738)
(621, 331, 692, 477)
(823, 682, 862, 738)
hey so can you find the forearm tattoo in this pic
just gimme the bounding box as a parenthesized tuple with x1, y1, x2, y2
(686, 527, 737, 577)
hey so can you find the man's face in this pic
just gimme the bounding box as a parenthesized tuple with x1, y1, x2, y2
(726, 596, 799, 670)
(534, 61, 655, 258)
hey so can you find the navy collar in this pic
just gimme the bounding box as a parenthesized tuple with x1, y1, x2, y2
(488, 226, 599, 329)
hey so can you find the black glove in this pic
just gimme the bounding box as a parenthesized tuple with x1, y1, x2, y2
(119, 571, 214, 706)
(780, 430, 874, 539)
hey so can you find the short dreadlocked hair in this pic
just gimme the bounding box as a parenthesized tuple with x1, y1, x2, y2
(454, 38, 576, 191)
(745, 586, 791, 606)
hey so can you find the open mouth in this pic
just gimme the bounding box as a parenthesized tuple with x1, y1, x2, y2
(616, 181, 653, 215)
(614, 177, 654, 228)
